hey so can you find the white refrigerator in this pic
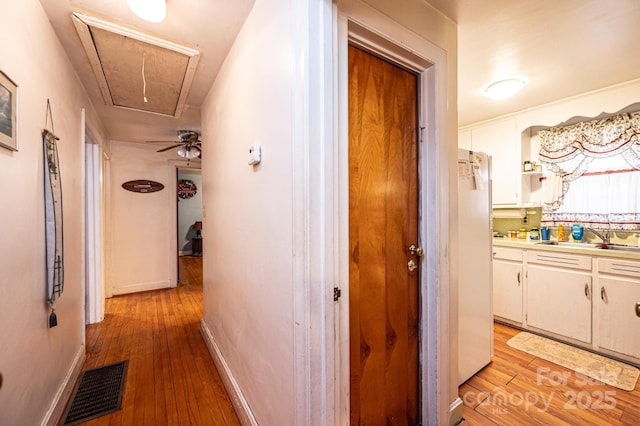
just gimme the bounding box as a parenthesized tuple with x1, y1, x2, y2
(457, 149, 494, 385)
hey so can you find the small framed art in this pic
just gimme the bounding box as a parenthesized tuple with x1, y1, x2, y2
(0, 70, 17, 151)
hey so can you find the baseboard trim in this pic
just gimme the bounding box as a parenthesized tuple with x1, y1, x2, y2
(200, 319, 258, 426)
(449, 396, 464, 426)
(40, 345, 85, 426)
(111, 280, 171, 295)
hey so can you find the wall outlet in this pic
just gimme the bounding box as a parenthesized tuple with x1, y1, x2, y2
(521, 216, 528, 224)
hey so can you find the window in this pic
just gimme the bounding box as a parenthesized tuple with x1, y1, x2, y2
(539, 112, 640, 230)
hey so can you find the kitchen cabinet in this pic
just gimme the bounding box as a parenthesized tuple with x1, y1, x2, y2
(492, 247, 523, 324)
(597, 258, 640, 359)
(468, 118, 520, 205)
(525, 252, 592, 344)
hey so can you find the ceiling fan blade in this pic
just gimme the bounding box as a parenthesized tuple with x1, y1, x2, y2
(157, 144, 183, 152)
(146, 140, 176, 144)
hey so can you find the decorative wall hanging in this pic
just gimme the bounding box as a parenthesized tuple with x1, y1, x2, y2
(177, 179, 197, 200)
(122, 180, 164, 193)
(0, 70, 18, 151)
(43, 99, 63, 327)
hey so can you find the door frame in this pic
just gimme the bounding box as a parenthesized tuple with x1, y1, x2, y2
(84, 126, 104, 324)
(167, 160, 202, 287)
(336, 7, 457, 424)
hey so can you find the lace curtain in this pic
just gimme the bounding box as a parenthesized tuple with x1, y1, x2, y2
(539, 111, 640, 230)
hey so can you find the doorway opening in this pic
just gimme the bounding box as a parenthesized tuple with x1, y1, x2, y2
(176, 168, 203, 285)
(337, 16, 453, 424)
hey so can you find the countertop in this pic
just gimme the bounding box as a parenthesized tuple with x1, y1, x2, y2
(493, 237, 640, 260)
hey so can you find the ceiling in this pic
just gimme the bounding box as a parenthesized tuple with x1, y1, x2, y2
(40, 0, 254, 144)
(41, 0, 640, 143)
(428, 0, 640, 126)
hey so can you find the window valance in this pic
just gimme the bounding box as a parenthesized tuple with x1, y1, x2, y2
(538, 111, 640, 230)
(539, 111, 640, 171)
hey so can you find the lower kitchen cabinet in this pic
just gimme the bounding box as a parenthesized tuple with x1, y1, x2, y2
(493, 247, 523, 324)
(492, 243, 640, 363)
(597, 258, 640, 359)
(526, 264, 592, 344)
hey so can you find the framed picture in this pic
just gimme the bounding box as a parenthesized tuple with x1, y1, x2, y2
(0, 70, 17, 151)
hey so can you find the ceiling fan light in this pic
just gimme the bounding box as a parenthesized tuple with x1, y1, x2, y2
(482, 77, 528, 100)
(126, 0, 167, 23)
(185, 149, 200, 159)
(176, 147, 200, 159)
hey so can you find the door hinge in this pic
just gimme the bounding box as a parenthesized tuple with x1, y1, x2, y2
(333, 287, 342, 302)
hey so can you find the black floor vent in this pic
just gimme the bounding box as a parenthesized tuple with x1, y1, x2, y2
(62, 360, 128, 425)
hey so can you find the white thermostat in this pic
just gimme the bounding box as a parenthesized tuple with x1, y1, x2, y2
(248, 144, 262, 165)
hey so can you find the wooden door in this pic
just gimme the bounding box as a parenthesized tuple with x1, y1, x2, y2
(348, 45, 420, 425)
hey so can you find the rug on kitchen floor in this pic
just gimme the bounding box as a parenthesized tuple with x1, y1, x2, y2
(507, 332, 638, 391)
(62, 360, 128, 425)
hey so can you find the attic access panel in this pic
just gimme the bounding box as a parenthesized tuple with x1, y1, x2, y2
(72, 12, 200, 117)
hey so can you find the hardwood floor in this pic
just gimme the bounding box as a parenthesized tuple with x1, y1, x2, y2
(68, 256, 640, 425)
(73, 255, 239, 426)
(460, 322, 640, 425)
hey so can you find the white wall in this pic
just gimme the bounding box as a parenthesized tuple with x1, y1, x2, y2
(177, 170, 202, 254)
(0, 0, 105, 424)
(201, 0, 459, 424)
(200, 0, 298, 424)
(108, 141, 182, 295)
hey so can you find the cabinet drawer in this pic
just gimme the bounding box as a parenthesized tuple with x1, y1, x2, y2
(493, 247, 522, 261)
(528, 252, 591, 271)
(599, 258, 640, 278)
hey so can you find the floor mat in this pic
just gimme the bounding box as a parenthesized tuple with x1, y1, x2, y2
(507, 332, 638, 391)
(62, 360, 128, 425)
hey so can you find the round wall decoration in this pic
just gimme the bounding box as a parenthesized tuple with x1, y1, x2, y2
(177, 179, 197, 200)
(122, 180, 164, 193)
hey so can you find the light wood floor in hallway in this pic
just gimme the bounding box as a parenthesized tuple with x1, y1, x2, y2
(73, 256, 240, 425)
(70, 256, 640, 425)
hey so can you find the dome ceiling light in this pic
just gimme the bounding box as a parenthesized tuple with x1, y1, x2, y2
(126, 0, 167, 23)
(482, 76, 528, 100)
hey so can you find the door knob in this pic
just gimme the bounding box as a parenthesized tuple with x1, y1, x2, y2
(408, 260, 418, 272)
(409, 245, 424, 257)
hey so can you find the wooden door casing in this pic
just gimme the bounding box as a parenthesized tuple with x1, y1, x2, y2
(348, 45, 420, 425)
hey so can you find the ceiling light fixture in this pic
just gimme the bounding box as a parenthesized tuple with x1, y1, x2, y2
(482, 77, 528, 100)
(126, 0, 167, 23)
(177, 147, 200, 159)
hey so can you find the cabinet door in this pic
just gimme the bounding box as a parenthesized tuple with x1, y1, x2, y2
(471, 119, 519, 205)
(493, 259, 523, 323)
(598, 276, 640, 358)
(527, 265, 592, 343)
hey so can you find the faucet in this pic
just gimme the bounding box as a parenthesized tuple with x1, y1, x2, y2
(586, 228, 610, 244)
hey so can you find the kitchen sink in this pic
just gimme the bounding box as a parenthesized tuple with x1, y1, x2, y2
(599, 244, 640, 253)
(536, 241, 600, 248)
(536, 240, 640, 252)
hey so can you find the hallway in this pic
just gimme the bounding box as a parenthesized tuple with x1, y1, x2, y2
(76, 256, 239, 425)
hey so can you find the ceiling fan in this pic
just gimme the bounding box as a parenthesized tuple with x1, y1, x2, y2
(150, 130, 202, 159)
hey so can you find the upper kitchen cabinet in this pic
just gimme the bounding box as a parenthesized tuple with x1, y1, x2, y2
(463, 118, 520, 205)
